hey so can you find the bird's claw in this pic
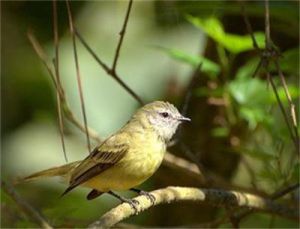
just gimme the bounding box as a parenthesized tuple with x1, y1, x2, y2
(139, 190, 156, 205)
(123, 198, 139, 214)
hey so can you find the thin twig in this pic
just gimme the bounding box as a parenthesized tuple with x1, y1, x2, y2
(231, 182, 299, 224)
(53, 0, 68, 162)
(27, 31, 101, 144)
(251, 58, 263, 78)
(264, 0, 298, 152)
(239, 1, 259, 51)
(274, 60, 299, 153)
(271, 183, 299, 200)
(181, 63, 202, 116)
(111, 0, 133, 71)
(241, 0, 299, 152)
(27, 30, 58, 90)
(75, 29, 144, 106)
(1, 180, 53, 229)
(264, 0, 271, 49)
(88, 186, 298, 228)
(267, 70, 297, 149)
(66, 0, 92, 153)
(170, 63, 206, 177)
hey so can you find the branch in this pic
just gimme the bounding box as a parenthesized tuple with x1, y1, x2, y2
(27, 30, 102, 144)
(230, 182, 299, 224)
(163, 152, 206, 183)
(264, 0, 271, 49)
(267, 71, 297, 149)
(52, 0, 68, 162)
(274, 60, 299, 153)
(239, 1, 259, 51)
(66, 0, 92, 152)
(73, 0, 144, 106)
(240, 0, 299, 152)
(271, 182, 299, 200)
(75, 29, 144, 106)
(88, 186, 298, 228)
(111, 0, 133, 71)
(1, 181, 53, 229)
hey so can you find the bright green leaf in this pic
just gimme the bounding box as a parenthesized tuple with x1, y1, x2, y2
(155, 46, 220, 77)
(228, 77, 273, 106)
(271, 85, 300, 103)
(240, 107, 273, 130)
(236, 57, 261, 78)
(187, 15, 265, 54)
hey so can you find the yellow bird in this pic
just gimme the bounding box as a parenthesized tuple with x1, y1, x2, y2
(22, 101, 190, 209)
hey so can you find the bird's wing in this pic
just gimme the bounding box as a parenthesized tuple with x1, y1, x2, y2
(62, 134, 129, 195)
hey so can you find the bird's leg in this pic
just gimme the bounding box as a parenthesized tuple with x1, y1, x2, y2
(130, 188, 156, 205)
(107, 191, 139, 213)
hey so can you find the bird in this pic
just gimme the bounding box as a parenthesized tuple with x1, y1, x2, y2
(20, 101, 190, 210)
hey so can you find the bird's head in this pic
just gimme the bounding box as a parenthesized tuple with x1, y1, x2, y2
(133, 101, 190, 142)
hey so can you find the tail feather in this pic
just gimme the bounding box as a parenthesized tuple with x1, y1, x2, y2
(15, 161, 81, 184)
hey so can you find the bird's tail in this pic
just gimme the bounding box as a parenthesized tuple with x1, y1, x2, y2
(15, 161, 81, 184)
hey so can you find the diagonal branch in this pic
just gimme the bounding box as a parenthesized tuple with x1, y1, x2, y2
(52, 0, 68, 162)
(231, 182, 299, 224)
(1, 180, 53, 229)
(239, 1, 259, 51)
(274, 60, 299, 152)
(112, 0, 133, 71)
(66, 0, 92, 153)
(88, 186, 298, 228)
(75, 29, 144, 106)
(73, 0, 144, 106)
(27, 31, 101, 144)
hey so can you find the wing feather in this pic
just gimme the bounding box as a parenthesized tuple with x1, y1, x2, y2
(62, 134, 129, 195)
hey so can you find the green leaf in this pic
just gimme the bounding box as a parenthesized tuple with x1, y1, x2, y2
(228, 76, 276, 128)
(187, 15, 265, 54)
(236, 57, 261, 78)
(228, 77, 273, 106)
(271, 85, 300, 103)
(240, 107, 273, 130)
(155, 46, 220, 77)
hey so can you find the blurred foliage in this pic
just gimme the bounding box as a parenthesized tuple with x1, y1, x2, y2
(156, 46, 220, 77)
(180, 9, 298, 194)
(163, 2, 298, 227)
(1, 0, 299, 228)
(186, 16, 265, 54)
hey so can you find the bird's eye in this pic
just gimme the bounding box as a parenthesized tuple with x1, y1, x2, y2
(160, 112, 169, 118)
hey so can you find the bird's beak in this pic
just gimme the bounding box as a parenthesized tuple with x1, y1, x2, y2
(177, 115, 191, 122)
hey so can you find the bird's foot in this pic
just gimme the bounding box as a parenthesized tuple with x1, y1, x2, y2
(108, 191, 139, 214)
(130, 188, 156, 205)
(139, 190, 156, 205)
(121, 198, 139, 214)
